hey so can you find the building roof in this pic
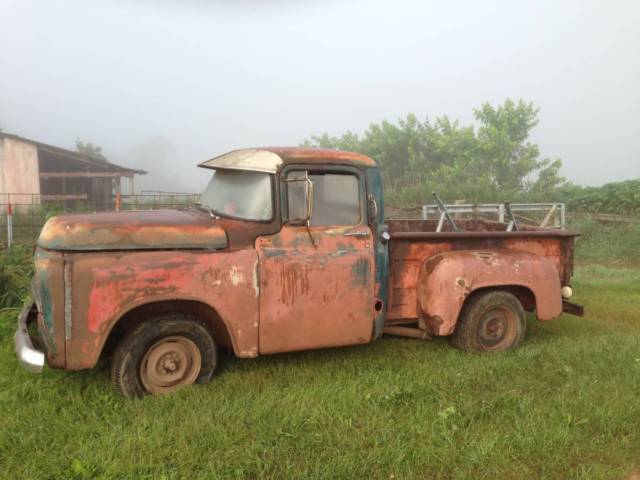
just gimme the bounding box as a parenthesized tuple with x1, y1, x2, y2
(0, 132, 146, 175)
(199, 147, 376, 173)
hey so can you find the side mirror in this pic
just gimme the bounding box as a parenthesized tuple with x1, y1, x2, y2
(367, 193, 378, 222)
(285, 172, 313, 225)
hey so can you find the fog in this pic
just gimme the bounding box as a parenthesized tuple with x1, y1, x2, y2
(1, 0, 638, 192)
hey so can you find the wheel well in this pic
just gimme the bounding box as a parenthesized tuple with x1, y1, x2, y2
(464, 285, 536, 313)
(101, 300, 233, 360)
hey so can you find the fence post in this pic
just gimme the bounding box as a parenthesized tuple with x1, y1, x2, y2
(115, 192, 121, 212)
(7, 197, 13, 247)
(421, 205, 428, 220)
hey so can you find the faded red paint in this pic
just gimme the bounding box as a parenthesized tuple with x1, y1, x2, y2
(66, 249, 259, 369)
(24, 151, 582, 378)
(257, 225, 375, 354)
(38, 209, 227, 251)
(416, 249, 562, 335)
(385, 219, 576, 325)
(257, 146, 377, 167)
(35, 215, 578, 371)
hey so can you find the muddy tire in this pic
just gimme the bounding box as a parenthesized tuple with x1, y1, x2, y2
(451, 291, 526, 352)
(111, 314, 217, 398)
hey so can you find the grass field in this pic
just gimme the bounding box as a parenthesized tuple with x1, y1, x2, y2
(1, 227, 639, 478)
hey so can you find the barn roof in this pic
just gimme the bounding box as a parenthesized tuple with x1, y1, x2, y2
(0, 132, 146, 176)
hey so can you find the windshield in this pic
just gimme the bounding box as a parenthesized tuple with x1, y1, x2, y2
(199, 169, 273, 221)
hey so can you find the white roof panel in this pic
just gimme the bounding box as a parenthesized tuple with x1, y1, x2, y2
(198, 149, 282, 173)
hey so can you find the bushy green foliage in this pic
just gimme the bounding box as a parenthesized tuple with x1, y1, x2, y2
(0, 246, 32, 309)
(559, 180, 640, 216)
(304, 99, 640, 213)
(305, 99, 566, 204)
(75, 139, 107, 161)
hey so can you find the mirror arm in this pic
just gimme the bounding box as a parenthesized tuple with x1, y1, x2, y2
(305, 222, 317, 249)
(304, 175, 317, 248)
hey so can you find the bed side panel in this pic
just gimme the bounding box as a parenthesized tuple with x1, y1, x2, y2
(387, 236, 567, 321)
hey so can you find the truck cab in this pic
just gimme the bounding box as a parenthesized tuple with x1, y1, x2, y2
(15, 147, 581, 397)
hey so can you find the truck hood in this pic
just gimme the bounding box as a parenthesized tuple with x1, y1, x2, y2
(37, 209, 228, 251)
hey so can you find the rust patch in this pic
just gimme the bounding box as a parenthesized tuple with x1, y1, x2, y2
(257, 224, 376, 354)
(38, 209, 227, 251)
(64, 249, 260, 369)
(386, 219, 576, 323)
(416, 249, 563, 336)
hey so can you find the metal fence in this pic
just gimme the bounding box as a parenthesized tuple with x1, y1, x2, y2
(3, 192, 632, 249)
(420, 202, 566, 230)
(1, 192, 200, 248)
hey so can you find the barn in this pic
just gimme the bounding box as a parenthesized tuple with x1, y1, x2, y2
(0, 132, 146, 209)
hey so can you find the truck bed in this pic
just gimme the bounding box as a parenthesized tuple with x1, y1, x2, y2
(385, 219, 578, 322)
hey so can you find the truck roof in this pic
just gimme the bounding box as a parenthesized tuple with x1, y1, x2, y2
(199, 147, 376, 173)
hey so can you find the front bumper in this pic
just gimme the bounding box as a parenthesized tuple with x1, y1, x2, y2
(14, 301, 45, 373)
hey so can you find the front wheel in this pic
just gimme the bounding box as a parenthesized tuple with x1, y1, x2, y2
(451, 291, 526, 352)
(111, 314, 218, 398)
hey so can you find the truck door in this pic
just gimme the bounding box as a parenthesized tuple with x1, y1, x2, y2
(256, 166, 376, 354)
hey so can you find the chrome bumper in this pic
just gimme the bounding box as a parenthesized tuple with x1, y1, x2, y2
(14, 302, 45, 373)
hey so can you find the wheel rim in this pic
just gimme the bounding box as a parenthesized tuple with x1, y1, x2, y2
(140, 336, 201, 394)
(477, 306, 518, 350)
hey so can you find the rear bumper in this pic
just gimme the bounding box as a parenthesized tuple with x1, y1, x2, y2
(562, 300, 585, 317)
(14, 301, 45, 373)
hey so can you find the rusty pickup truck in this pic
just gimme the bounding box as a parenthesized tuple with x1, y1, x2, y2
(15, 147, 583, 397)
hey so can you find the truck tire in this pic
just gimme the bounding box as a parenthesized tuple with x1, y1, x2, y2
(451, 291, 526, 352)
(111, 314, 217, 398)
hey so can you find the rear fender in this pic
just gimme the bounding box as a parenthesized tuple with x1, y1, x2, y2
(417, 249, 562, 336)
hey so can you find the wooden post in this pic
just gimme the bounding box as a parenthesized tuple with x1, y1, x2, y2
(7, 197, 13, 247)
(113, 178, 121, 211)
(62, 177, 67, 210)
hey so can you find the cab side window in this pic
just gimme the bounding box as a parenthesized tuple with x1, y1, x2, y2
(286, 171, 361, 226)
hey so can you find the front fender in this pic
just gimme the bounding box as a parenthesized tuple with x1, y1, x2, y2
(417, 249, 562, 336)
(65, 249, 260, 370)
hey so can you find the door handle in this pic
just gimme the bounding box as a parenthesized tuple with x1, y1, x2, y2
(344, 230, 370, 238)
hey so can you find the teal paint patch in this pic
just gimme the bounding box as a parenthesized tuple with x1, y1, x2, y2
(335, 242, 358, 253)
(264, 249, 288, 258)
(39, 273, 54, 332)
(33, 270, 56, 355)
(33, 249, 57, 353)
(350, 256, 371, 287)
(365, 167, 389, 338)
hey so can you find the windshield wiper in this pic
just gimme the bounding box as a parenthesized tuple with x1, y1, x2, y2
(191, 203, 216, 219)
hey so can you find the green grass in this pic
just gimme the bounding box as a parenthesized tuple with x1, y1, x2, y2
(1, 264, 640, 479)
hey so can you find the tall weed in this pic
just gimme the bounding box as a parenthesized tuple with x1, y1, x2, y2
(0, 246, 33, 309)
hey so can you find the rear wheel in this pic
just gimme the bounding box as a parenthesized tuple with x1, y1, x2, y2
(111, 314, 217, 398)
(451, 291, 526, 352)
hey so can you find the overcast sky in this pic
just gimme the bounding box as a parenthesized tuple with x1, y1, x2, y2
(1, 0, 638, 192)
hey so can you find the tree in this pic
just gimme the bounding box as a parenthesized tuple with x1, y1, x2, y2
(76, 140, 107, 162)
(303, 99, 566, 203)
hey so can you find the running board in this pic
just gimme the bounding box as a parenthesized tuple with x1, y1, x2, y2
(383, 326, 431, 340)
